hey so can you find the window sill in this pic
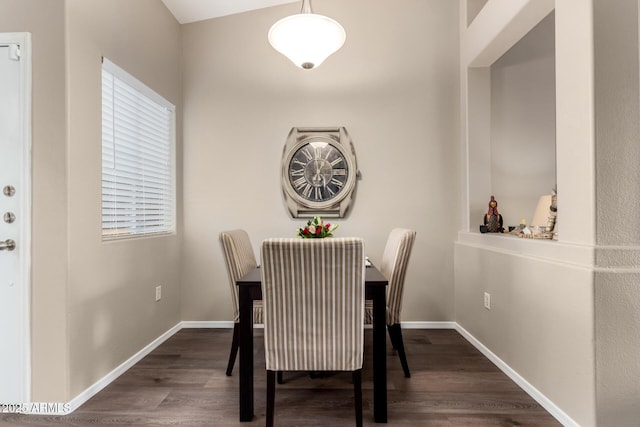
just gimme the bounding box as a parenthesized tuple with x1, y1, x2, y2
(102, 230, 176, 243)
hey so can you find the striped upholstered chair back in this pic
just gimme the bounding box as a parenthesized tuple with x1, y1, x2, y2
(380, 228, 416, 326)
(219, 229, 262, 376)
(260, 237, 366, 373)
(364, 228, 416, 378)
(220, 229, 260, 323)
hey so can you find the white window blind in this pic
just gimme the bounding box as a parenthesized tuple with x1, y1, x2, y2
(101, 58, 175, 240)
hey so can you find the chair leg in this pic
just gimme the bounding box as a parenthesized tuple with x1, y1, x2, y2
(226, 323, 240, 376)
(353, 370, 363, 427)
(387, 324, 398, 350)
(267, 370, 276, 427)
(277, 371, 283, 384)
(388, 323, 411, 378)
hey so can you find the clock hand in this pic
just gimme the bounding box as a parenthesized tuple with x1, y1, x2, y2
(312, 160, 322, 185)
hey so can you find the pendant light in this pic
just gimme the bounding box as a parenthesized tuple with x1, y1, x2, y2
(268, 0, 346, 70)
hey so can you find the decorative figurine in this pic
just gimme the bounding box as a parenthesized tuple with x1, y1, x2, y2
(484, 195, 504, 233)
(547, 188, 557, 232)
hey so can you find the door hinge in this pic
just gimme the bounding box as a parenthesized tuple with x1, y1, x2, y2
(8, 44, 21, 61)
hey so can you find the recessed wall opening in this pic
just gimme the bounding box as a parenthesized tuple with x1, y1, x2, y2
(489, 12, 556, 229)
(467, 8, 557, 235)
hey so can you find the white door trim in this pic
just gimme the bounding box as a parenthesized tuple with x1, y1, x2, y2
(1, 31, 32, 403)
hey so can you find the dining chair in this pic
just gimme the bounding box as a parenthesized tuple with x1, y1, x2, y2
(261, 237, 366, 427)
(219, 229, 263, 376)
(365, 228, 416, 378)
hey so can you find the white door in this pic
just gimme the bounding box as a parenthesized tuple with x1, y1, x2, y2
(0, 33, 31, 403)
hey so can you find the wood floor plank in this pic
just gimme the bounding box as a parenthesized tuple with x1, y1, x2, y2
(0, 329, 562, 426)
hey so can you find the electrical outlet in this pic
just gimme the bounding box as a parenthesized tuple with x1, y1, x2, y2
(484, 292, 491, 310)
(155, 285, 162, 302)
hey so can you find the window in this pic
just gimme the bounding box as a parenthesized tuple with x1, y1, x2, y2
(101, 58, 175, 240)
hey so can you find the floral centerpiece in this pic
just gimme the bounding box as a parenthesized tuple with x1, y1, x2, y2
(296, 216, 338, 238)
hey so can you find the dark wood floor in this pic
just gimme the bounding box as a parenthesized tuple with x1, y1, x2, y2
(1, 328, 561, 426)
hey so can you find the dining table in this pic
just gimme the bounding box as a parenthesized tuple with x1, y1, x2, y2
(236, 262, 389, 423)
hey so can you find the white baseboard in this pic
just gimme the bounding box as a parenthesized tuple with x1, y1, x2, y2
(401, 321, 456, 329)
(62, 322, 183, 415)
(182, 320, 265, 329)
(44, 320, 574, 427)
(181, 320, 234, 329)
(182, 320, 264, 329)
(455, 324, 579, 427)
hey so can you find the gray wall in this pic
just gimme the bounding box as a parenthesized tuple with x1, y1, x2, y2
(593, 0, 640, 425)
(458, 0, 640, 425)
(0, 0, 68, 402)
(1, 0, 183, 400)
(65, 0, 183, 398)
(457, 1, 597, 425)
(457, 18, 596, 419)
(179, 0, 461, 323)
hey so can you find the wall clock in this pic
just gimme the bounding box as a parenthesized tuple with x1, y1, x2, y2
(281, 127, 358, 218)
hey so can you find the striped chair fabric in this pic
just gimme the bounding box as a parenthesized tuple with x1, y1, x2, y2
(261, 237, 365, 372)
(220, 230, 263, 324)
(364, 228, 416, 377)
(219, 229, 263, 376)
(261, 237, 366, 426)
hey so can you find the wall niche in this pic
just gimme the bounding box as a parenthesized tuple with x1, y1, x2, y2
(465, 1, 556, 236)
(489, 12, 556, 229)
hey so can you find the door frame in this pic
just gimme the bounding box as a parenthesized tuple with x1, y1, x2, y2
(1, 32, 32, 402)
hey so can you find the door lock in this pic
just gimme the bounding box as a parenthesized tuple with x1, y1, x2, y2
(4, 212, 15, 223)
(0, 239, 16, 251)
(3, 185, 16, 197)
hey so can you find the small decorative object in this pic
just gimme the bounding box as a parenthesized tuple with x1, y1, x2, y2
(296, 216, 339, 238)
(547, 188, 557, 232)
(520, 188, 557, 239)
(483, 195, 504, 233)
(510, 218, 527, 235)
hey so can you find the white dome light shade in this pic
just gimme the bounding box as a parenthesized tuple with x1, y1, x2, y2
(268, 13, 346, 69)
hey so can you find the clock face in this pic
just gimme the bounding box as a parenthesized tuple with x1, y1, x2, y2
(287, 139, 350, 203)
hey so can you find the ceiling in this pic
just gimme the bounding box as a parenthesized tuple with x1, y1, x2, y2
(161, 0, 299, 24)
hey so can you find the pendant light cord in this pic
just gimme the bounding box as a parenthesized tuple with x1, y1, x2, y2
(301, 0, 312, 14)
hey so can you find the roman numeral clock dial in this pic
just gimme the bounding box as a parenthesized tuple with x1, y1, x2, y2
(289, 145, 346, 201)
(281, 128, 359, 218)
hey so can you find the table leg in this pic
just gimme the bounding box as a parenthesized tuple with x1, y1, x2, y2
(238, 286, 254, 421)
(372, 286, 387, 423)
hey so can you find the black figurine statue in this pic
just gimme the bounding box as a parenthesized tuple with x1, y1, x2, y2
(484, 195, 504, 233)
